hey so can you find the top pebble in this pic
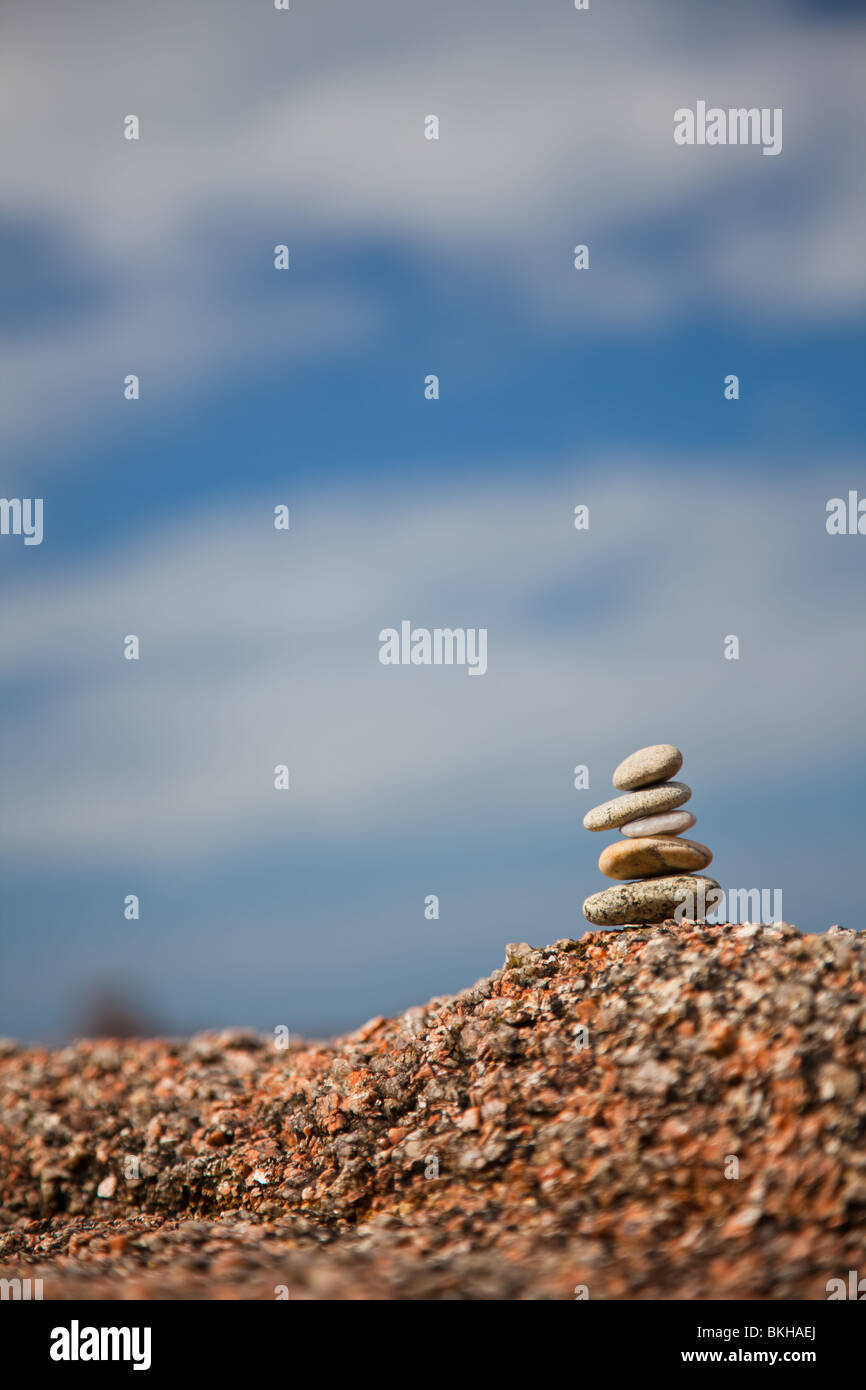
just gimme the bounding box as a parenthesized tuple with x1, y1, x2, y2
(612, 743, 683, 790)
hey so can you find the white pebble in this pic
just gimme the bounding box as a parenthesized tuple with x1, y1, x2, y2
(620, 810, 696, 839)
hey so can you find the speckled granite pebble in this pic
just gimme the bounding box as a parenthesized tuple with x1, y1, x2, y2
(620, 809, 696, 838)
(613, 743, 683, 790)
(583, 874, 721, 925)
(599, 836, 712, 881)
(583, 781, 691, 831)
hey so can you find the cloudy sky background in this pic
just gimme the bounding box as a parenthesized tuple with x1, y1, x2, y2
(1, 0, 864, 1041)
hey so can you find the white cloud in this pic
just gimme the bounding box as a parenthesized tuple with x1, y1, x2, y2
(2, 0, 864, 457)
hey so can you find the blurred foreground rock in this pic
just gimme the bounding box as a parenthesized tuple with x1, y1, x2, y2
(1, 920, 864, 1300)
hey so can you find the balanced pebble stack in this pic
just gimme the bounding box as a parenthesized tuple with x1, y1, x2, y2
(582, 743, 721, 926)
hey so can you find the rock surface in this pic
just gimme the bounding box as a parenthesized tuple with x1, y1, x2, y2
(583, 781, 691, 831)
(583, 874, 721, 925)
(599, 836, 712, 881)
(612, 743, 683, 790)
(1, 921, 864, 1301)
(620, 809, 696, 839)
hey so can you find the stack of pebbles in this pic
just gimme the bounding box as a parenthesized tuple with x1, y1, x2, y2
(582, 743, 721, 927)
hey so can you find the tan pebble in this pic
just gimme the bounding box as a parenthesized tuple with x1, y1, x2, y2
(612, 744, 683, 790)
(599, 836, 712, 881)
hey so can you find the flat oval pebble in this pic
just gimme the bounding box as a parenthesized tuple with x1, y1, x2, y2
(612, 744, 683, 791)
(620, 809, 696, 839)
(582, 781, 691, 832)
(599, 836, 712, 881)
(582, 875, 721, 927)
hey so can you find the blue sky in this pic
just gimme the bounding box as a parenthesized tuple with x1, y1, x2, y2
(1, 0, 865, 1041)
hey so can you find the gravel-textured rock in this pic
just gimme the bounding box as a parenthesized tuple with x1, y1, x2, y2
(1, 921, 865, 1300)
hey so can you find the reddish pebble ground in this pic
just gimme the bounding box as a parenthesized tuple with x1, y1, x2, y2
(1, 920, 865, 1300)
